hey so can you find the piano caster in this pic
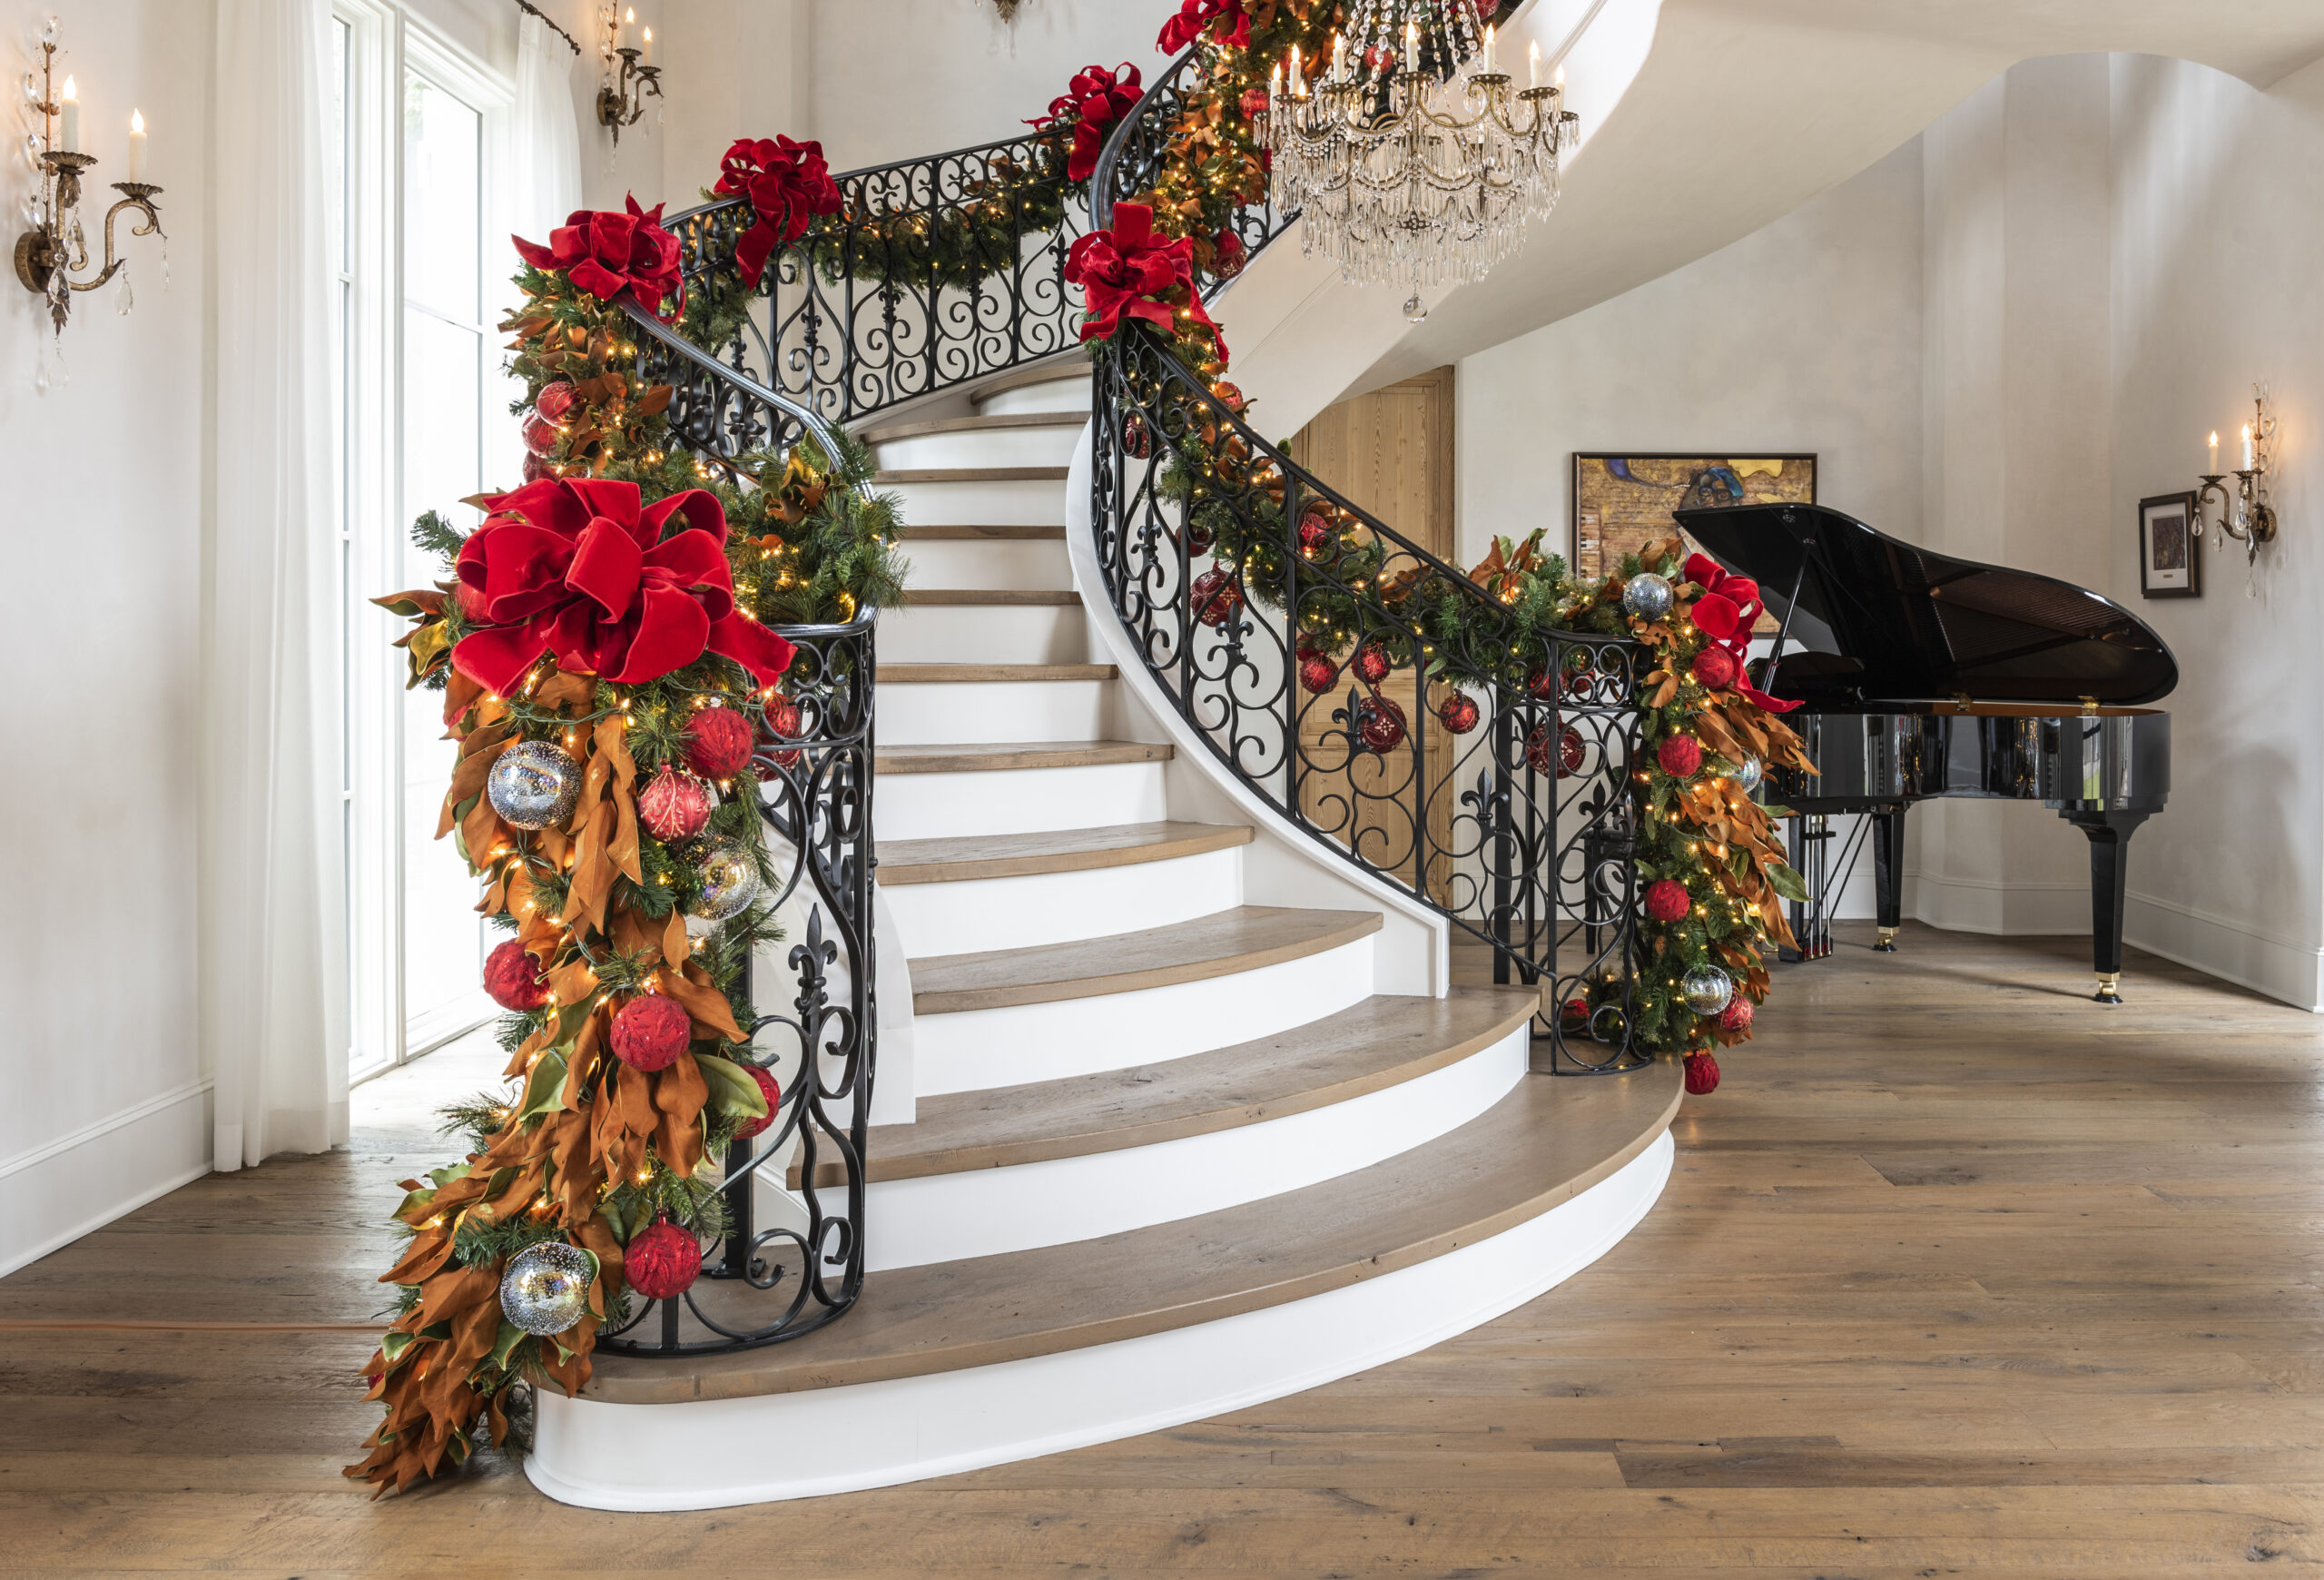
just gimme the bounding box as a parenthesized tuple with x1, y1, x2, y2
(2094, 972, 2122, 1005)
(1874, 926, 1898, 953)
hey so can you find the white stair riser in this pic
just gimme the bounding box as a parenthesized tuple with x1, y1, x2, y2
(876, 761, 1167, 842)
(880, 678, 1108, 747)
(527, 1131, 1675, 1510)
(978, 377, 1093, 418)
(867, 1020, 1529, 1270)
(883, 479, 1066, 527)
(895, 537, 1073, 591)
(876, 424, 1084, 472)
(914, 936, 1375, 1094)
(882, 845, 1241, 956)
(877, 604, 1086, 665)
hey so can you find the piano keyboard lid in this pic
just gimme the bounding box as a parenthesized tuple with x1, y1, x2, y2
(1673, 502, 2180, 708)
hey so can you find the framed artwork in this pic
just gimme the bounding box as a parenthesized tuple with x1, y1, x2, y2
(1571, 454, 1816, 632)
(2139, 491, 2201, 598)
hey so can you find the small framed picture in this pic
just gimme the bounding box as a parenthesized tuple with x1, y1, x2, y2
(2139, 492, 2201, 598)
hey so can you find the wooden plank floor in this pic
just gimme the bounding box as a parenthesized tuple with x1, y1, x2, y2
(5, 920, 2322, 1574)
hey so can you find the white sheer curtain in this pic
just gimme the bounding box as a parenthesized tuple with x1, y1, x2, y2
(512, 14, 584, 245)
(203, 0, 347, 1170)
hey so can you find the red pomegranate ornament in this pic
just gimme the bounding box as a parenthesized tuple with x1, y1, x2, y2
(610, 993, 693, 1072)
(1121, 412, 1151, 459)
(1354, 694, 1407, 754)
(1683, 1050, 1721, 1095)
(623, 1215, 703, 1301)
(1657, 734, 1703, 779)
(483, 939, 550, 1012)
(1437, 692, 1481, 735)
(684, 706, 756, 781)
(1643, 878, 1691, 923)
(533, 380, 577, 423)
(1719, 995, 1756, 1036)
(734, 1062, 783, 1141)
(758, 691, 804, 773)
(638, 765, 714, 843)
(1353, 641, 1393, 686)
(1298, 653, 1339, 695)
(1690, 647, 1738, 690)
(1190, 566, 1244, 629)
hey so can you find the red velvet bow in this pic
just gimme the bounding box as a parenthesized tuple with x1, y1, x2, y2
(1027, 64, 1146, 184)
(452, 478, 797, 696)
(1681, 551, 1798, 713)
(714, 136, 844, 288)
(1065, 203, 1213, 345)
(1158, 0, 1248, 54)
(513, 196, 684, 319)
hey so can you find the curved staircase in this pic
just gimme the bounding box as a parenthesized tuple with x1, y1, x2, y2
(527, 356, 1681, 1510)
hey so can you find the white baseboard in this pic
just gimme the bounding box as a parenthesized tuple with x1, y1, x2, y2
(1905, 868, 2090, 936)
(0, 1080, 213, 1278)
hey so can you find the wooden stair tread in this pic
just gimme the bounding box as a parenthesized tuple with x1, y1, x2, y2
(862, 411, 1090, 444)
(801, 987, 1540, 1185)
(908, 905, 1382, 1015)
(968, 360, 1094, 407)
(874, 467, 1070, 484)
(876, 820, 1248, 886)
(875, 740, 1172, 775)
(881, 663, 1117, 685)
(583, 1061, 1681, 1403)
(898, 588, 1079, 607)
(895, 524, 1066, 541)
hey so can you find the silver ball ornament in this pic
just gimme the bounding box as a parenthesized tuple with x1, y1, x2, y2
(487, 740, 583, 831)
(1731, 756, 1764, 795)
(498, 1241, 597, 1337)
(1622, 572, 1674, 620)
(690, 840, 761, 922)
(1681, 966, 1735, 1016)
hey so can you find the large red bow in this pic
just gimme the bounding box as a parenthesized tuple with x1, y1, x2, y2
(452, 478, 796, 696)
(1028, 64, 1145, 183)
(513, 196, 684, 319)
(714, 136, 844, 288)
(1065, 203, 1213, 345)
(1158, 0, 1248, 54)
(1682, 551, 1799, 714)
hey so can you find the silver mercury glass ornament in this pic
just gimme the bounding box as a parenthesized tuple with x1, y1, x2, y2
(1680, 965, 1735, 1016)
(498, 1241, 597, 1337)
(1622, 572, 1674, 620)
(689, 840, 761, 922)
(1731, 755, 1764, 795)
(487, 740, 583, 830)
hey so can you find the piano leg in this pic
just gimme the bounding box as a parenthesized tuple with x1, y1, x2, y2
(1872, 806, 1905, 952)
(2064, 809, 2152, 1004)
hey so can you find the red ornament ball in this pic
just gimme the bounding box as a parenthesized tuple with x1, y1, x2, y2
(684, 706, 756, 781)
(734, 1062, 784, 1141)
(1559, 996, 1590, 1030)
(1239, 85, 1270, 121)
(637, 766, 714, 843)
(534, 380, 577, 423)
(1121, 412, 1151, 459)
(521, 451, 553, 484)
(611, 993, 693, 1072)
(1212, 381, 1247, 414)
(624, 1216, 702, 1301)
(455, 578, 493, 623)
(1298, 653, 1340, 695)
(1527, 724, 1585, 778)
(1190, 567, 1244, 628)
(522, 411, 562, 458)
(1355, 694, 1407, 754)
(1526, 667, 1560, 701)
(1657, 734, 1704, 778)
(1690, 647, 1738, 690)
(1643, 878, 1691, 923)
(1353, 642, 1393, 686)
(483, 939, 550, 1012)
(1297, 506, 1335, 558)
(1437, 692, 1481, 735)
(1185, 518, 1215, 557)
(1683, 1050, 1721, 1096)
(758, 691, 804, 773)
(1719, 995, 1756, 1035)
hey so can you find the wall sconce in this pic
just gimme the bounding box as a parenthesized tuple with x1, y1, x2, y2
(2199, 388, 2277, 567)
(596, 5, 661, 145)
(13, 17, 164, 336)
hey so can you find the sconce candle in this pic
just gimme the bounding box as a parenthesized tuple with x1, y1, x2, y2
(641, 26, 653, 67)
(2194, 390, 2279, 568)
(11, 26, 166, 338)
(2242, 423, 2256, 472)
(2209, 430, 2220, 475)
(58, 75, 77, 152)
(127, 109, 145, 183)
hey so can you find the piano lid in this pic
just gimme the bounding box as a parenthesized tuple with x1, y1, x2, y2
(1673, 502, 2180, 707)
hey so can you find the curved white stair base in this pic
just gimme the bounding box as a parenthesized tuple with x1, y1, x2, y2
(891, 537, 1073, 590)
(877, 761, 1167, 842)
(972, 371, 1091, 418)
(863, 1018, 1528, 1269)
(880, 676, 1108, 747)
(875, 602, 1086, 665)
(913, 935, 1376, 1095)
(880, 477, 1068, 526)
(881, 845, 1242, 958)
(528, 1129, 1672, 1511)
(872, 424, 1085, 471)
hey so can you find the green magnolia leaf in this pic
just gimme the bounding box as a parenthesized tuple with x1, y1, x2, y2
(428, 1162, 472, 1189)
(490, 1320, 528, 1370)
(698, 1055, 770, 1121)
(380, 1330, 418, 1366)
(1766, 862, 1813, 904)
(390, 1187, 436, 1221)
(516, 1050, 570, 1123)
(1758, 804, 1796, 820)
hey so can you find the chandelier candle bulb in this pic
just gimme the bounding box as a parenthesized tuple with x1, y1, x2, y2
(58, 75, 76, 153)
(1482, 25, 1495, 75)
(126, 109, 144, 181)
(1405, 20, 1418, 74)
(1530, 40, 1541, 90)
(1333, 31, 1346, 80)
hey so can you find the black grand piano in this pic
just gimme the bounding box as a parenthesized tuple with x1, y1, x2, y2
(1675, 501, 2175, 1003)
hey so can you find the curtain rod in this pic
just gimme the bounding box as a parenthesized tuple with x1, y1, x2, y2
(512, 0, 583, 54)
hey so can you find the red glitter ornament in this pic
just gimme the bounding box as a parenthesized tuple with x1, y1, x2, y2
(1122, 412, 1151, 459)
(684, 706, 756, 781)
(623, 1215, 703, 1300)
(1298, 653, 1339, 695)
(1355, 694, 1407, 754)
(1719, 996, 1755, 1035)
(1643, 878, 1691, 923)
(521, 451, 552, 484)
(1297, 506, 1334, 558)
(1437, 692, 1480, 735)
(1353, 642, 1392, 686)
(734, 1062, 783, 1141)
(483, 939, 549, 1012)
(1190, 567, 1244, 628)
(758, 692, 803, 773)
(521, 412, 561, 457)
(1657, 734, 1703, 778)
(534, 380, 577, 423)
(1683, 1050, 1721, 1095)
(611, 993, 693, 1072)
(1690, 647, 1738, 690)
(1525, 667, 1560, 701)
(637, 766, 714, 843)
(1527, 724, 1585, 778)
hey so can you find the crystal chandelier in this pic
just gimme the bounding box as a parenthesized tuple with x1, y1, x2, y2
(1264, 0, 1577, 317)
